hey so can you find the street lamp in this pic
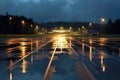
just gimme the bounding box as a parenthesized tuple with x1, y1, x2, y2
(21, 20, 25, 25)
(101, 18, 105, 24)
(89, 23, 93, 34)
(69, 26, 72, 33)
(30, 24, 33, 27)
(35, 25, 39, 34)
(69, 26, 72, 30)
(21, 20, 25, 34)
(36, 25, 39, 30)
(9, 17, 12, 34)
(89, 22, 92, 27)
(100, 18, 106, 34)
(9, 17, 12, 21)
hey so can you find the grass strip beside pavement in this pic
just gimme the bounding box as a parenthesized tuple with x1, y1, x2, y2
(0, 34, 120, 38)
(0, 34, 41, 38)
(69, 34, 120, 38)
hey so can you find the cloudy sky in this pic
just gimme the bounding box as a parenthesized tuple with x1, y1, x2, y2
(0, 0, 120, 23)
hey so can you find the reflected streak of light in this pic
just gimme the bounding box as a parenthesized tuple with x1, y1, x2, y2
(20, 41, 27, 57)
(31, 55, 33, 62)
(99, 38, 108, 46)
(20, 42, 28, 73)
(99, 38, 108, 43)
(43, 44, 57, 80)
(102, 64, 106, 72)
(21, 59, 27, 74)
(74, 38, 108, 72)
(100, 54, 106, 72)
(31, 40, 33, 51)
(82, 38, 85, 42)
(9, 60, 13, 80)
(21, 46, 26, 57)
(101, 55, 104, 65)
(7, 48, 13, 54)
(2, 39, 54, 73)
(89, 39, 93, 44)
(82, 42, 85, 55)
(89, 46, 93, 61)
(36, 39, 39, 52)
(89, 39, 93, 61)
(20, 42, 26, 46)
(6, 39, 17, 45)
(46, 66, 56, 80)
(10, 73, 13, 80)
(53, 36, 68, 53)
(9, 60, 13, 71)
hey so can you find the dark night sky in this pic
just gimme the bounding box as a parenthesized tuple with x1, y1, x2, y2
(0, 0, 120, 23)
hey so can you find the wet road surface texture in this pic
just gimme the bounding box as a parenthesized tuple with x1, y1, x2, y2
(0, 34, 120, 80)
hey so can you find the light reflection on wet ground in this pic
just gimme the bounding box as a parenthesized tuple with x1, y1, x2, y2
(0, 35, 120, 80)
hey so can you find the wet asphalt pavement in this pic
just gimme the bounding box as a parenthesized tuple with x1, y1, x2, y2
(0, 35, 120, 80)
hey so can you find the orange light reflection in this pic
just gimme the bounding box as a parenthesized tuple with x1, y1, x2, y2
(82, 42, 85, 55)
(20, 42, 27, 57)
(36, 39, 39, 52)
(89, 46, 93, 61)
(21, 59, 28, 74)
(53, 36, 68, 53)
(99, 38, 108, 46)
(100, 52, 106, 72)
(10, 73, 13, 80)
(20, 41, 28, 73)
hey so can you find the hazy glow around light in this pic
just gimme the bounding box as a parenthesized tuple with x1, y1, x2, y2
(99, 38, 108, 46)
(21, 20, 25, 25)
(102, 64, 106, 72)
(89, 39, 93, 44)
(21, 59, 28, 74)
(20, 42, 27, 57)
(82, 42, 85, 55)
(36, 39, 39, 52)
(53, 36, 67, 48)
(10, 73, 13, 80)
(9, 17, 12, 20)
(100, 53, 106, 72)
(89, 46, 93, 61)
(101, 18, 105, 24)
(53, 35, 68, 53)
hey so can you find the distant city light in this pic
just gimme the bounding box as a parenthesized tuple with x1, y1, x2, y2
(101, 18, 105, 24)
(89, 23, 92, 26)
(9, 17, 12, 21)
(21, 20, 25, 25)
(31, 24, 33, 27)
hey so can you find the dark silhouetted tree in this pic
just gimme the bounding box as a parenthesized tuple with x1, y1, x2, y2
(104, 19, 113, 34)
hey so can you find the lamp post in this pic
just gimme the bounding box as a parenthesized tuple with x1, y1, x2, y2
(100, 18, 105, 34)
(9, 17, 12, 21)
(89, 22, 92, 27)
(9, 17, 12, 34)
(69, 26, 72, 33)
(21, 20, 25, 34)
(89, 22, 92, 34)
(35, 25, 39, 34)
(101, 18, 105, 24)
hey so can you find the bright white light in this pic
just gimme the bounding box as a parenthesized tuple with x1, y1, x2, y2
(53, 36, 68, 51)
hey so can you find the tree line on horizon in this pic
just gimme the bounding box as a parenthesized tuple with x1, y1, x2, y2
(103, 19, 120, 34)
(0, 13, 120, 35)
(0, 13, 39, 34)
(40, 19, 120, 34)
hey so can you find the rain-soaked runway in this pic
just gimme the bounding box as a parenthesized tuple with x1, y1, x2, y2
(0, 34, 120, 80)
